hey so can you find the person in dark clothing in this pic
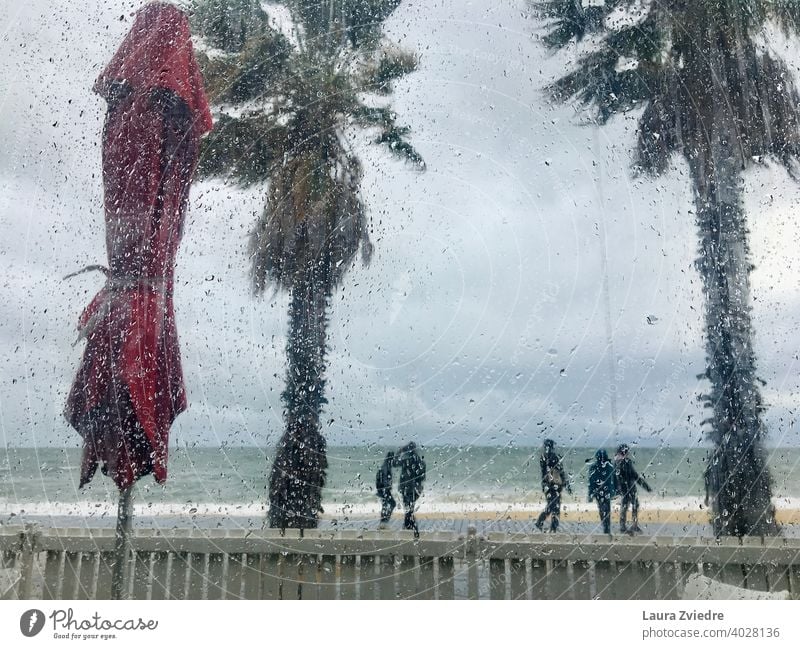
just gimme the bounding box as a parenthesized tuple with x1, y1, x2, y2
(588, 448, 616, 534)
(535, 439, 571, 532)
(398, 442, 426, 537)
(614, 443, 652, 534)
(376, 451, 396, 528)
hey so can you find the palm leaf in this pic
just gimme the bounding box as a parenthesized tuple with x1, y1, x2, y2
(249, 146, 370, 293)
(768, 0, 800, 33)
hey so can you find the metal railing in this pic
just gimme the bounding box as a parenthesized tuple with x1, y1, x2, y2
(2, 525, 798, 600)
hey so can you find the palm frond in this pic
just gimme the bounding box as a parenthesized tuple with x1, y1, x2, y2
(353, 105, 424, 166)
(362, 47, 418, 94)
(197, 113, 286, 185)
(194, 0, 422, 295)
(547, 13, 666, 120)
(634, 84, 678, 174)
(352, 104, 395, 127)
(225, 32, 293, 103)
(283, 0, 402, 53)
(375, 126, 425, 167)
(765, 0, 800, 35)
(249, 146, 370, 293)
(549, 50, 658, 122)
(740, 52, 800, 164)
(344, 0, 403, 48)
(544, 1, 800, 173)
(190, 0, 269, 53)
(194, 50, 241, 102)
(534, 0, 637, 48)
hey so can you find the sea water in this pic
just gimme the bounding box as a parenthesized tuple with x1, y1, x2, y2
(2, 445, 799, 521)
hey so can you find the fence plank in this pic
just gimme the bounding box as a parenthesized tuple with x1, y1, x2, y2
(358, 555, 375, 600)
(0, 573, 21, 601)
(147, 552, 169, 600)
(225, 554, 245, 600)
(789, 564, 800, 597)
(0, 550, 15, 569)
(701, 537, 744, 590)
(509, 558, 527, 600)
(529, 559, 548, 599)
(765, 561, 790, 594)
(132, 552, 153, 600)
(378, 555, 396, 600)
(656, 562, 681, 600)
(437, 556, 455, 600)
(418, 556, 435, 600)
(186, 553, 207, 599)
(593, 560, 616, 600)
(168, 552, 191, 600)
(569, 560, 592, 599)
(241, 554, 260, 599)
(206, 553, 226, 600)
(547, 559, 572, 600)
(298, 554, 319, 600)
(703, 560, 745, 589)
(318, 555, 337, 600)
(43, 551, 64, 600)
(260, 554, 281, 599)
(612, 561, 658, 599)
(81, 552, 99, 600)
(465, 552, 480, 600)
(88, 552, 110, 599)
(17, 530, 37, 600)
(62, 552, 84, 600)
(744, 563, 769, 592)
(398, 555, 417, 599)
(339, 555, 357, 600)
(463, 527, 481, 600)
(489, 558, 506, 600)
(280, 554, 301, 600)
(677, 562, 701, 598)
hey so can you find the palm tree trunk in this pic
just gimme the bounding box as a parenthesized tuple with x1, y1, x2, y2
(690, 60, 778, 535)
(693, 187, 777, 537)
(267, 258, 330, 530)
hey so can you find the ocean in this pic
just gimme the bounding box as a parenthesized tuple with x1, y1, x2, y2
(2, 445, 799, 524)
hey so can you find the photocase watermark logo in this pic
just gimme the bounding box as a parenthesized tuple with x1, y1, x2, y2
(20, 609, 45, 637)
(17, 608, 159, 641)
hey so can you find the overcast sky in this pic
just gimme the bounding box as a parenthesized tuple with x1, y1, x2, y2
(2, 0, 800, 450)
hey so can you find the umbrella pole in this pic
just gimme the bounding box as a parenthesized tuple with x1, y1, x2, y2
(111, 485, 134, 600)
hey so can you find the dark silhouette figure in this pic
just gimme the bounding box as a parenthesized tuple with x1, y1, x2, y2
(376, 451, 397, 528)
(614, 444, 652, 534)
(535, 439, 571, 532)
(398, 442, 426, 537)
(588, 449, 616, 534)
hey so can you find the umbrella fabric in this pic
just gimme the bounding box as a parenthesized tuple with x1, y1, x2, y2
(93, 2, 212, 135)
(66, 2, 212, 490)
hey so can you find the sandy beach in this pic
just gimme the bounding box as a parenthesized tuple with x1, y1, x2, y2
(413, 505, 800, 526)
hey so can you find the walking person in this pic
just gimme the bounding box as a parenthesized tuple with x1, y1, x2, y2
(376, 451, 397, 529)
(535, 439, 571, 532)
(614, 444, 652, 534)
(398, 442, 426, 537)
(588, 449, 616, 534)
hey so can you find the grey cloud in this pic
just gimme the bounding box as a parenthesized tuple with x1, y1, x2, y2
(2, 1, 800, 450)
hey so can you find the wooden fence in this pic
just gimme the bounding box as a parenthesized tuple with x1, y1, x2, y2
(2, 525, 799, 600)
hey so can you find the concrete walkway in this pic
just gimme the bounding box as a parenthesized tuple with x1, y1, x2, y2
(4, 512, 799, 538)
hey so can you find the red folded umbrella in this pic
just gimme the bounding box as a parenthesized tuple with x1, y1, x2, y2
(66, 2, 212, 491)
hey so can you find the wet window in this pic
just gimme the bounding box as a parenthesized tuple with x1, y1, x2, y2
(2, 0, 800, 601)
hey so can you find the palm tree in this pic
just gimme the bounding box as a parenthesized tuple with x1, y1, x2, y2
(191, 0, 423, 529)
(536, 0, 800, 536)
